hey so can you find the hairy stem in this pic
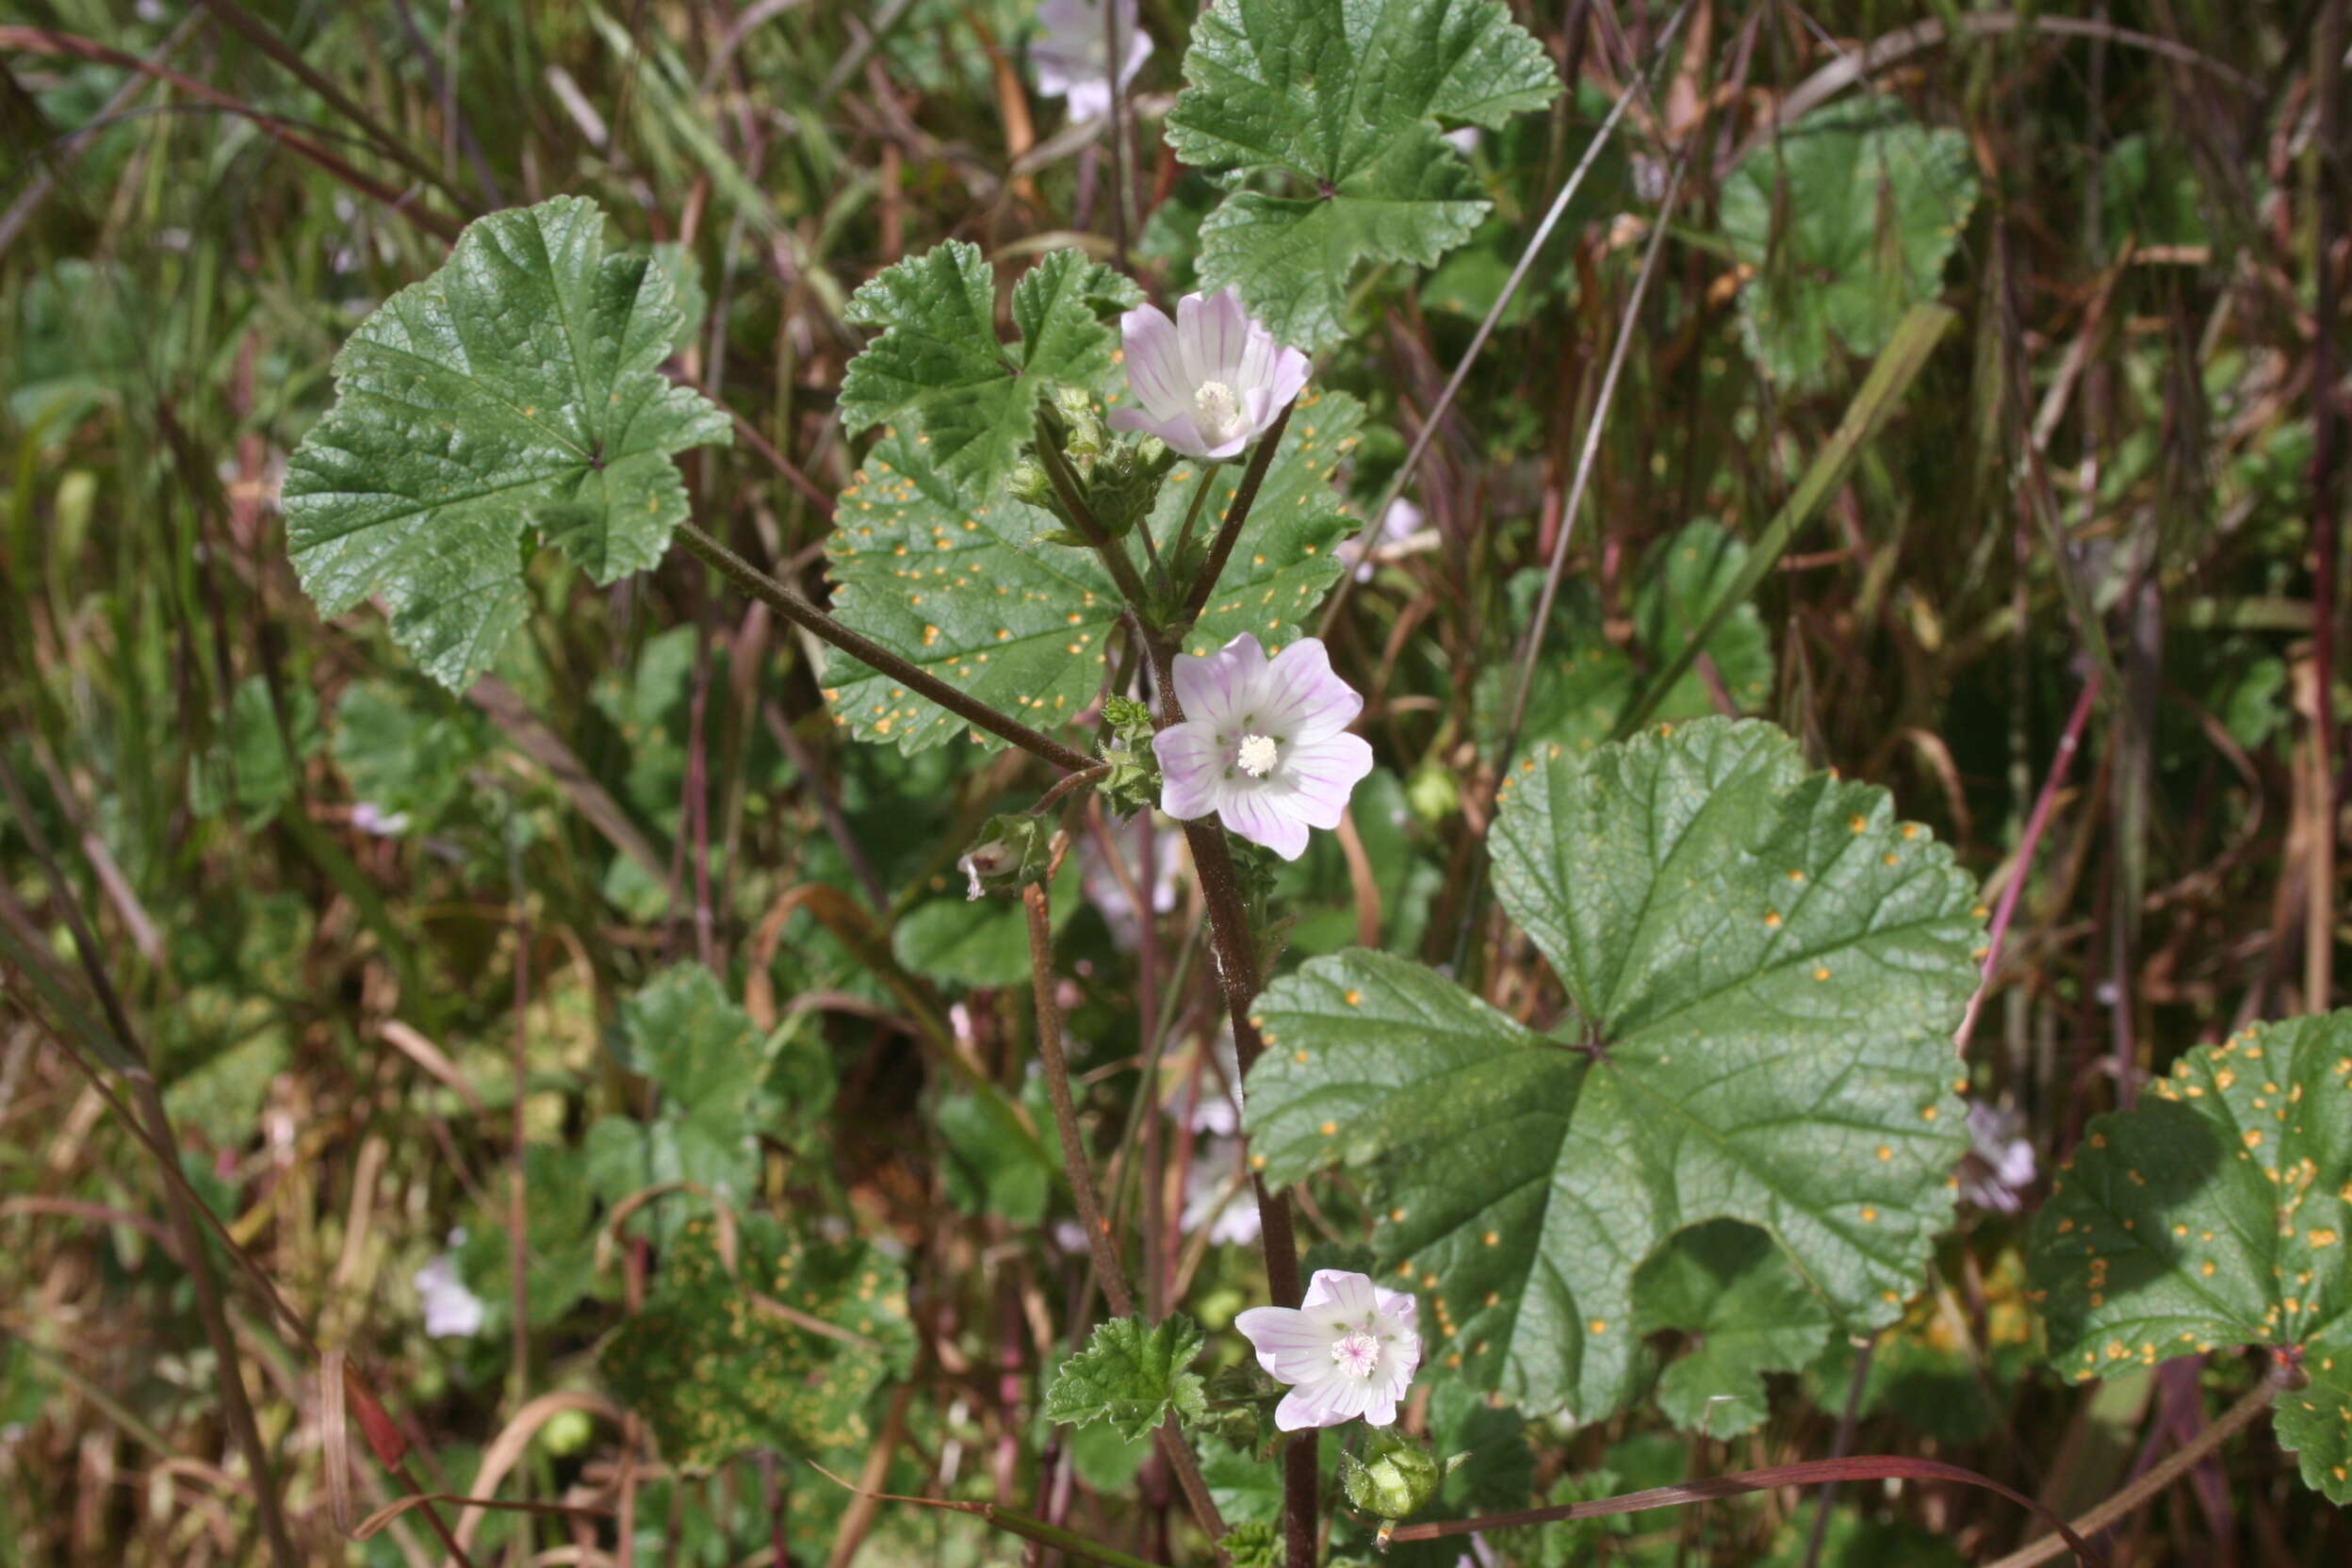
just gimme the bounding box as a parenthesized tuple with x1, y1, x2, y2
(675, 520, 1094, 772)
(1142, 640, 1315, 1568)
(1167, 463, 1219, 581)
(1024, 882, 1230, 1552)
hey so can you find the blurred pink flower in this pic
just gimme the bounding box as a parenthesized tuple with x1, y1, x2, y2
(1152, 634, 1372, 860)
(1958, 1101, 2036, 1212)
(1110, 288, 1309, 461)
(1031, 0, 1152, 123)
(1235, 1268, 1420, 1429)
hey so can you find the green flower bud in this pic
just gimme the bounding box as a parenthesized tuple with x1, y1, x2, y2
(1052, 385, 1106, 459)
(1338, 1427, 1445, 1523)
(1219, 1522, 1281, 1568)
(1006, 457, 1055, 510)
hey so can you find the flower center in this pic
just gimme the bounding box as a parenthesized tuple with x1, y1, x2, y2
(1330, 1330, 1381, 1380)
(1192, 379, 1242, 441)
(1234, 733, 1279, 778)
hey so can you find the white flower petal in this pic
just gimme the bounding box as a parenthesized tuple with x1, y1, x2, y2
(1152, 721, 1225, 820)
(1301, 1268, 1380, 1325)
(1372, 1283, 1419, 1326)
(1235, 1304, 1340, 1381)
(1220, 788, 1310, 859)
(1172, 633, 1265, 729)
(1118, 304, 1188, 418)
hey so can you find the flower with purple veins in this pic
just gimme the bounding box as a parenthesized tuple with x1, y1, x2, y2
(1110, 287, 1311, 462)
(1030, 0, 1152, 124)
(1152, 634, 1374, 861)
(1236, 1268, 1421, 1430)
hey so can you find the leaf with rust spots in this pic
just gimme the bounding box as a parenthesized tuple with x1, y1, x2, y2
(1246, 719, 1981, 1418)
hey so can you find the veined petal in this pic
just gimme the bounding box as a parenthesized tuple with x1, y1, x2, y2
(1172, 633, 1265, 729)
(1372, 1283, 1419, 1327)
(1152, 722, 1225, 820)
(1220, 788, 1309, 860)
(1258, 637, 1362, 742)
(1276, 734, 1374, 827)
(1234, 1305, 1339, 1382)
(1362, 1386, 1400, 1428)
(1110, 403, 1214, 460)
(1300, 1268, 1380, 1326)
(1275, 1369, 1374, 1430)
(1382, 1333, 1422, 1397)
(1237, 384, 1276, 443)
(1268, 343, 1312, 410)
(1119, 304, 1187, 420)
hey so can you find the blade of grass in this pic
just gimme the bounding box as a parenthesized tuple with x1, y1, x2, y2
(1614, 302, 1958, 739)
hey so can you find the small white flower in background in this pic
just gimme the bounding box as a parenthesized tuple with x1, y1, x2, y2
(1442, 126, 1483, 156)
(1236, 1268, 1421, 1430)
(1111, 287, 1311, 461)
(1957, 1101, 2036, 1213)
(1030, 0, 1152, 123)
(1338, 497, 1425, 581)
(1152, 634, 1374, 860)
(1179, 1136, 1261, 1247)
(1077, 825, 1184, 951)
(351, 801, 411, 837)
(414, 1233, 485, 1339)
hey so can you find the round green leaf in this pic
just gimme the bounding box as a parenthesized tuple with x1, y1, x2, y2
(283, 197, 730, 689)
(1245, 718, 1981, 1417)
(1167, 0, 1561, 350)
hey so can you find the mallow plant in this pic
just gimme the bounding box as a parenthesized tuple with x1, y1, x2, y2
(273, 1, 2351, 1564)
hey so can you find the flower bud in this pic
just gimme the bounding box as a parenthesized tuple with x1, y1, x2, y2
(1052, 385, 1106, 459)
(1005, 457, 1056, 510)
(1337, 1426, 1444, 1522)
(957, 813, 1054, 899)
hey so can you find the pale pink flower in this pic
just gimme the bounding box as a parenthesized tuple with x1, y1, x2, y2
(414, 1234, 485, 1339)
(1031, 0, 1152, 123)
(1152, 634, 1372, 860)
(1236, 1268, 1421, 1430)
(1958, 1101, 2036, 1213)
(1110, 288, 1310, 461)
(1338, 497, 1425, 581)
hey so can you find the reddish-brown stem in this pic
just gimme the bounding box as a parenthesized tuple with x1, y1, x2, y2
(1954, 672, 2102, 1053)
(1144, 642, 1315, 1568)
(675, 521, 1095, 772)
(1022, 882, 1230, 1553)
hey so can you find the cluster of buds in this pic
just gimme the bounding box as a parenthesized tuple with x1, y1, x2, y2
(1007, 387, 1178, 546)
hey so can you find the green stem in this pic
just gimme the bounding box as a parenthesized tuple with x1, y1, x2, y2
(1176, 400, 1296, 633)
(1035, 410, 1160, 614)
(1167, 462, 1220, 580)
(674, 521, 1094, 773)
